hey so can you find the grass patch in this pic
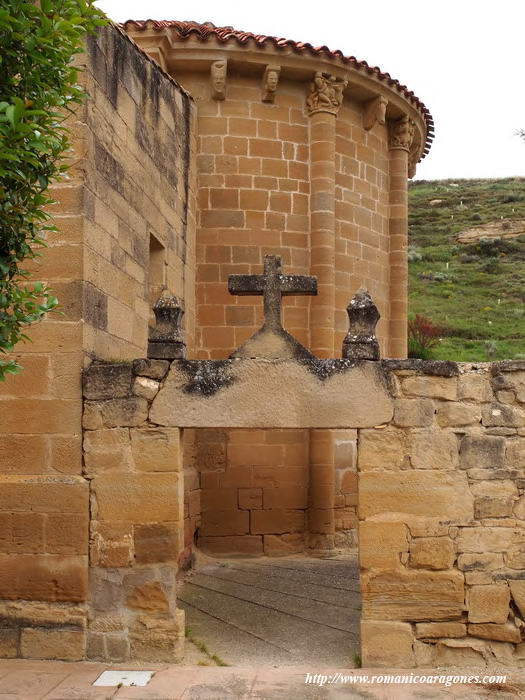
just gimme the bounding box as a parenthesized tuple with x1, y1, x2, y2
(408, 177, 525, 361)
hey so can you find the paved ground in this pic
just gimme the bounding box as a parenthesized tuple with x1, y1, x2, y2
(178, 554, 361, 667)
(2, 554, 524, 697)
(0, 660, 524, 699)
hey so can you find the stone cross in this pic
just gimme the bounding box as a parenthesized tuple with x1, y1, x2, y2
(228, 255, 317, 330)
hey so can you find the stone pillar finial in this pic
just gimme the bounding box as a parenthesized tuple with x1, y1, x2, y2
(148, 293, 186, 360)
(389, 114, 416, 151)
(306, 71, 348, 116)
(342, 289, 380, 361)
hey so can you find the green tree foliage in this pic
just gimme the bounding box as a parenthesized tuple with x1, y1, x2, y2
(0, 0, 105, 381)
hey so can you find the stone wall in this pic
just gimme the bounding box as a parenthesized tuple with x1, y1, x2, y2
(0, 25, 196, 661)
(359, 360, 525, 668)
(83, 361, 185, 662)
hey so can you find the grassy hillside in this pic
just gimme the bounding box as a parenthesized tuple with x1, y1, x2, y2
(408, 177, 525, 361)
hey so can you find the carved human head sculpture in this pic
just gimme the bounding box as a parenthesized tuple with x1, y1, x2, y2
(262, 65, 280, 103)
(211, 60, 227, 100)
(377, 96, 388, 125)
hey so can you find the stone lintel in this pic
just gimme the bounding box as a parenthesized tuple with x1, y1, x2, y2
(149, 358, 393, 429)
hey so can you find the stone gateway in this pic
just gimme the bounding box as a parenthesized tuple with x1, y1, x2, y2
(2, 19, 524, 671)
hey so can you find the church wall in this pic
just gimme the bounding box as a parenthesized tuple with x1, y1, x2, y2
(0, 25, 197, 662)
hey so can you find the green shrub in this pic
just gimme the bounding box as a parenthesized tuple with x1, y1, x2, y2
(0, 0, 105, 381)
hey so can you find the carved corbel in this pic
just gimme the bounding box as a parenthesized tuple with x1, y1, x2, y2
(210, 59, 227, 101)
(389, 114, 416, 151)
(261, 64, 281, 103)
(306, 71, 348, 116)
(363, 95, 388, 130)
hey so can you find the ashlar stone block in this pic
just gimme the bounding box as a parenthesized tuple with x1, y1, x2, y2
(393, 399, 434, 427)
(130, 428, 181, 472)
(468, 584, 510, 624)
(362, 569, 465, 621)
(460, 435, 505, 470)
(409, 537, 455, 571)
(359, 521, 408, 569)
(359, 471, 474, 522)
(361, 621, 415, 668)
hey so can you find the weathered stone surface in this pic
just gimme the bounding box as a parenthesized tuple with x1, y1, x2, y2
(457, 553, 504, 571)
(0, 601, 86, 629)
(457, 527, 515, 553)
(393, 399, 434, 427)
(150, 359, 393, 428)
(127, 582, 169, 612)
(468, 584, 510, 624)
(433, 637, 490, 667)
(359, 471, 474, 522)
(0, 474, 87, 513)
(20, 628, 86, 660)
(129, 613, 184, 662)
(357, 429, 406, 470)
(83, 363, 132, 400)
(133, 376, 160, 400)
(263, 533, 304, 557)
(130, 428, 181, 472)
(492, 369, 525, 402)
(0, 554, 87, 603)
(100, 397, 149, 428)
(359, 521, 408, 569)
(362, 569, 465, 621)
(92, 473, 180, 522)
(465, 571, 494, 585)
(361, 621, 415, 668)
(0, 629, 18, 658)
(415, 622, 466, 639)
(83, 428, 132, 474)
(198, 536, 263, 556)
(436, 403, 481, 427)
(90, 522, 133, 568)
(458, 374, 493, 402)
(410, 430, 459, 470)
(507, 439, 525, 469)
(132, 358, 169, 380)
(460, 435, 505, 470)
(402, 376, 457, 400)
(509, 581, 525, 618)
(506, 545, 525, 569)
(409, 537, 455, 570)
(471, 480, 517, 519)
(468, 622, 521, 643)
(133, 523, 180, 564)
(482, 403, 525, 428)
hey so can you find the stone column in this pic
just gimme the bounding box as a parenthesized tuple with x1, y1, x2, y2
(306, 72, 347, 554)
(388, 115, 415, 359)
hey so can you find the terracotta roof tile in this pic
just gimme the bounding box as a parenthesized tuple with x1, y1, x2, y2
(123, 20, 434, 159)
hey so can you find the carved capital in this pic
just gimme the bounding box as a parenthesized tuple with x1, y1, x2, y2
(363, 95, 388, 130)
(306, 71, 348, 116)
(389, 114, 416, 151)
(210, 60, 227, 101)
(262, 64, 280, 103)
(148, 293, 186, 360)
(342, 289, 380, 361)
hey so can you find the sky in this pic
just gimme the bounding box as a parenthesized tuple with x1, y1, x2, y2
(96, 0, 525, 181)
